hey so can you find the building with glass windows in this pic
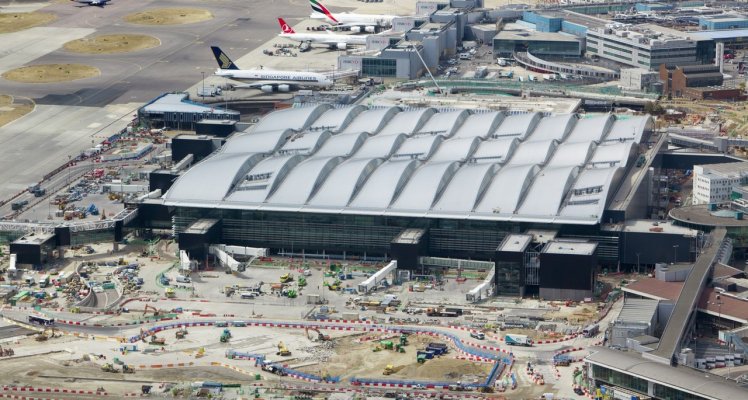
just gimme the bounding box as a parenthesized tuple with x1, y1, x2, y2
(585, 347, 748, 400)
(493, 28, 582, 57)
(139, 104, 661, 273)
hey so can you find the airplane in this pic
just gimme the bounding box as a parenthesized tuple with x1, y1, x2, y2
(71, 0, 111, 7)
(210, 46, 333, 92)
(278, 17, 368, 50)
(309, 0, 398, 33)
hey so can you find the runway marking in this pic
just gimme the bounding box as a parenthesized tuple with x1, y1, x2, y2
(86, 123, 102, 129)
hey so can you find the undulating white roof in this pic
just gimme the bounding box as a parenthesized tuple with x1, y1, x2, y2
(225, 155, 303, 203)
(415, 110, 468, 137)
(314, 132, 368, 158)
(605, 115, 653, 143)
(377, 108, 436, 136)
(452, 111, 505, 139)
(491, 112, 540, 139)
(222, 129, 293, 154)
(308, 105, 365, 133)
(349, 160, 418, 209)
(267, 156, 343, 205)
(278, 130, 330, 156)
(308, 158, 383, 208)
(526, 114, 575, 142)
(505, 139, 557, 166)
(164, 106, 653, 225)
(471, 138, 518, 164)
(516, 166, 579, 217)
(251, 104, 330, 134)
(475, 164, 540, 214)
(560, 167, 622, 219)
(566, 114, 613, 143)
(430, 137, 481, 162)
(392, 135, 444, 161)
(341, 107, 400, 134)
(433, 163, 499, 213)
(390, 162, 459, 212)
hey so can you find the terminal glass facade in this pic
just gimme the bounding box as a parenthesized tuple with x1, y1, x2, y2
(362, 58, 397, 77)
(653, 383, 706, 400)
(591, 365, 648, 394)
(493, 39, 581, 57)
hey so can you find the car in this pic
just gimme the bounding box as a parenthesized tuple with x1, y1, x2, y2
(470, 332, 485, 340)
(574, 387, 585, 396)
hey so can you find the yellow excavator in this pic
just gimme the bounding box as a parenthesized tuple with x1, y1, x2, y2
(383, 364, 404, 375)
(276, 341, 291, 356)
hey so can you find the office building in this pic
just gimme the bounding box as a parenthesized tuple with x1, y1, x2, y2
(692, 162, 748, 205)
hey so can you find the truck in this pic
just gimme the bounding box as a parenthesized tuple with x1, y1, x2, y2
(504, 334, 532, 347)
(39, 275, 50, 288)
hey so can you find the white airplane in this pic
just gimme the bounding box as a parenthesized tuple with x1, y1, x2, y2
(71, 0, 111, 7)
(210, 46, 333, 92)
(309, 0, 398, 33)
(278, 18, 368, 49)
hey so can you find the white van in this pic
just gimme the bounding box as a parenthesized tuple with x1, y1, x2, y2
(459, 53, 472, 60)
(240, 292, 255, 299)
(176, 275, 191, 283)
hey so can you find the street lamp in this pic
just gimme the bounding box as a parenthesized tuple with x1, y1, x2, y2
(201, 71, 206, 101)
(67, 155, 72, 186)
(636, 253, 641, 274)
(673, 245, 679, 264)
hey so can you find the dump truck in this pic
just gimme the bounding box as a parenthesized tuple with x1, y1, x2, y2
(505, 334, 532, 347)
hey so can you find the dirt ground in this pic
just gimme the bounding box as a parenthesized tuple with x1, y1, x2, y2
(298, 334, 491, 382)
(2, 64, 101, 83)
(123, 8, 213, 25)
(542, 305, 598, 326)
(0, 95, 34, 127)
(63, 34, 161, 54)
(0, 12, 56, 33)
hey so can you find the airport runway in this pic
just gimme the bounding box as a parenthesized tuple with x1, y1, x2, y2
(0, 0, 311, 199)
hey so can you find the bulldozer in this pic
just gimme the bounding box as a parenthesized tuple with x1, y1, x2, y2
(122, 364, 135, 374)
(101, 363, 119, 373)
(383, 364, 404, 375)
(276, 341, 291, 356)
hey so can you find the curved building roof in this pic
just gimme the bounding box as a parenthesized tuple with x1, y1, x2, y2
(475, 164, 540, 215)
(278, 130, 331, 156)
(453, 111, 505, 139)
(378, 108, 436, 136)
(392, 135, 444, 161)
(566, 114, 613, 143)
(165, 152, 265, 202)
(560, 167, 622, 219)
(471, 138, 518, 164)
(267, 156, 343, 206)
(341, 107, 400, 134)
(163, 106, 651, 224)
(605, 115, 653, 143)
(505, 139, 557, 166)
(349, 160, 418, 209)
(252, 104, 330, 134)
(222, 129, 293, 154)
(416, 110, 468, 137)
(353, 133, 407, 159)
(314, 132, 368, 158)
(433, 163, 499, 214)
(225, 155, 304, 204)
(516, 166, 579, 218)
(430, 137, 481, 162)
(526, 114, 575, 142)
(308, 105, 365, 133)
(308, 158, 383, 208)
(390, 162, 459, 212)
(491, 112, 540, 139)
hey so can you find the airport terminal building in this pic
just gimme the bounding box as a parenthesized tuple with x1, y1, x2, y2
(139, 104, 668, 282)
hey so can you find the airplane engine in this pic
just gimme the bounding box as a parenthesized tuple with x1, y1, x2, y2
(336, 42, 347, 50)
(260, 85, 274, 93)
(350, 26, 362, 33)
(364, 26, 376, 33)
(277, 84, 291, 92)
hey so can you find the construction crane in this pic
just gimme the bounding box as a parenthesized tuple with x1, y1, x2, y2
(143, 305, 160, 316)
(305, 327, 330, 342)
(276, 341, 291, 356)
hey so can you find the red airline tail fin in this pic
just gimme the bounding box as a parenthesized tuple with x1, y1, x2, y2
(278, 18, 295, 34)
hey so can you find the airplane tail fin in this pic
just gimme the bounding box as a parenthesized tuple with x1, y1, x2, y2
(210, 46, 239, 70)
(278, 18, 295, 34)
(309, 0, 338, 24)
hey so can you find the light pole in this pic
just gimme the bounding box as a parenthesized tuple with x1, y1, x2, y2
(673, 245, 679, 263)
(201, 71, 205, 101)
(636, 253, 641, 274)
(67, 155, 72, 186)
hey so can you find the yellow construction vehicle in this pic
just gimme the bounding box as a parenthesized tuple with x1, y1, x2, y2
(195, 347, 205, 358)
(122, 364, 135, 374)
(165, 288, 176, 298)
(276, 341, 291, 356)
(280, 273, 293, 283)
(143, 305, 160, 317)
(101, 363, 118, 373)
(383, 365, 404, 375)
(35, 327, 57, 341)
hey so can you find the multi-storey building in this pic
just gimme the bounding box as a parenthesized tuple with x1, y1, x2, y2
(693, 162, 748, 205)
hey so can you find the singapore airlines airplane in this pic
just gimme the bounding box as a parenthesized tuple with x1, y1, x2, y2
(210, 46, 333, 92)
